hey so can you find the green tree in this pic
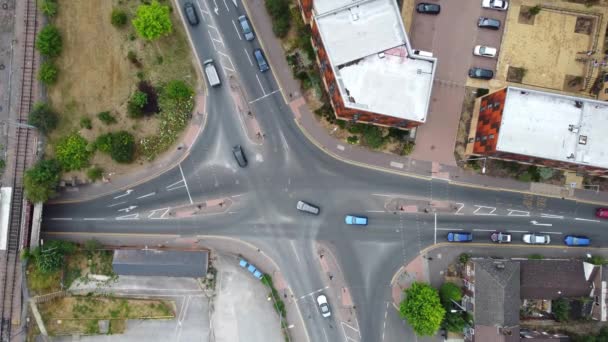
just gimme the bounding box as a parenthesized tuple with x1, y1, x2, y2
(55, 133, 91, 171)
(132, 1, 173, 41)
(38, 61, 59, 85)
(552, 298, 570, 322)
(443, 312, 468, 333)
(96, 131, 136, 163)
(399, 282, 445, 336)
(24, 159, 62, 203)
(111, 8, 128, 27)
(28, 102, 58, 134)
(162, 80, 194, 102)
(439, 282, 462, 306)
(39, 0, 58, 17)
(127, 91, 148, 118)
(36, 25, 63, 58)
(265, 0, 290, 37)
(528, 5, 541, 16)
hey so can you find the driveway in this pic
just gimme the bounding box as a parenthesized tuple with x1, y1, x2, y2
(408, 0, 507, 165)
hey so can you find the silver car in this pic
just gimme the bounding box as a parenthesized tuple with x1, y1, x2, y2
(523, 233, 550, 245)
(296, 200, 319, 215)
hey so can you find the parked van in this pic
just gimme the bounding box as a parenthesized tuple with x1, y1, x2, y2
(296, 200, 320, 215)
(203, 59, 221, 87)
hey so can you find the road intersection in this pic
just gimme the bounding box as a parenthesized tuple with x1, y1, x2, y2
(41, 0, 608, 341)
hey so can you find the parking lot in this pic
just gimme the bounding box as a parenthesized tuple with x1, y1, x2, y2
(408, 0, 507, 165)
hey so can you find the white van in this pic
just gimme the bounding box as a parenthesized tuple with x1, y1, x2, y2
(203, 59, 221, 87)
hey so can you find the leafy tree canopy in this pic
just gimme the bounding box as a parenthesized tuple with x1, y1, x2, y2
(399, 282, 445, 336)
(36, 25, 63, 57)
(28, 102, 58, 134)
(132, 1, 173, 41)
(24, 159, 62, 203)
(55, 133, 91, 171)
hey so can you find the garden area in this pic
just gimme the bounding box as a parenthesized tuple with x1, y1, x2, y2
(25, 0, 198, 203)
(464, 158, 565, 185)
(265, 0, 415, 154)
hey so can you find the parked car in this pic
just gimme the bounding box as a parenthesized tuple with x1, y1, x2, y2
(564, 235, 590, 247)
(416, 3, 440, 14)
(469, 67, 494, 80)
(296, 200, 320, 215)
(482, 0, 508, 10)
(239, 259, 263, 279)
(345, 215, 368, 226)
(184, 2, 199, 26)
(238, 15, 255, 41)
(596, 208, 608, 219)
(232, 145, 248, 167)
(447, 232, 473, 242)
(523, 233, 550, 245)
(253, 48, 269, 72)
(491, 232, 511, 243)
(316, 294, 331, 318)
(473, 45, 497, 58)
(478, 17, 501, 30)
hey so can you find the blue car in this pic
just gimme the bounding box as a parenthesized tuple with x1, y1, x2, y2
(239, 258, 264, 279)
(345, 215, 368, 226)
(447, 232, 473, 242)
(563, 235, 590, 247)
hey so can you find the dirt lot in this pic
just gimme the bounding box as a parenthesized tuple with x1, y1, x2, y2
(497, 0, 608, 92)
(47, 0, 199, 180)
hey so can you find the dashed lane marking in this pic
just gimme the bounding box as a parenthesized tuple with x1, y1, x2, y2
(541, 213, 564, 219)
(107, 201, 127, 208)
(136, 192, 156, 200)
(540, 231, 563, 235)
(575, 218, 600, 222)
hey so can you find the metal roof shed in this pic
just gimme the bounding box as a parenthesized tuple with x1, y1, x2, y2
(112, 249, 208, 278)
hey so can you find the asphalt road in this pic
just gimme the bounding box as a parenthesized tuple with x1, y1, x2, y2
(41, 1, 608, 341)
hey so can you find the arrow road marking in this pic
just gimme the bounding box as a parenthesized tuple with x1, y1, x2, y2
(118, 206, 138, 213)
(530, 220, 552, 226)
(113, 190, 133, 199)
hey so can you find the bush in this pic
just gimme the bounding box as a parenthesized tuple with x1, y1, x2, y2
(552, 298, 570, 322)
(80, 117, 92, 129)
(127, 50, 140, 66)
(111, 8, 128, 27)
(97, 111, 116, 125)
(265, 0, 290, 38)
(28, 102, 58, 134)
(443, 311, 468, 333)
(528, 254, 544, 260)
(362, 126, 385, 149)
(39, 0, 58, 17)
(55, 133, 91, 171)
(347, 135, 359, 144)
(459, 253, 471, 264)
(402, 142, 415, 156)
(87, 166, 104, 181)
(127, 91, 148, 118)
(138, 81, 160, 114)
(132, 0, 173, 41)
(272, 15, 290, 37)
(38, 60, 58, 85)
(539, 167, 556, 180)
(163, 80, 194, 102)
(439, 282, 462, 306)
(31, 240, 76, 274)
(24, 159, 62, 203)
(96, 131, 136, 163)
(528, 5, 541, 16)
(36, 25, 63, 58)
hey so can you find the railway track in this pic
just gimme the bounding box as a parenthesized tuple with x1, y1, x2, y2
(0, 0, 38, 340)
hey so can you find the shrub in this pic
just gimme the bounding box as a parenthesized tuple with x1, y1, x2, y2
(24, 159, 62, 203)
(87, 166, 104, 181)
(528, 5, 541, 16)
(111, 8, 128, 27)
(552, 298, 570, 322)
(439, 282, 462, 306)
(132, 0, 173, 41)
(265, 0, 290, 38)
(127, 91, 148, 118)
(272, 15, 290, 37)
(97, 111, 116, 125)
(402, 142, 415, 156)
(346, 136, 359, 144)
(138, 81, 159, 114)
(55, 133, 91, 171)
(39, 0, 58, 17)
(528, 254, 544, 260)
(362, 126, 385, 149)
(80, 117, 92, 129)
(28, 102, 58, 134)
(539, 167, 556, 180)
(38, 61, 59, 85)
(163, 80, 194, 102)
(36, 25, 63, 58)
(96, 131, 136, 163)
(459, 253, 471, 264)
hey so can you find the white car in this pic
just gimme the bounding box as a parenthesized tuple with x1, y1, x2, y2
(316, 294, 331, 318)
(482, 0, 508, 10)
(523, 233, 550, 245)
(473, 45, 497, 58)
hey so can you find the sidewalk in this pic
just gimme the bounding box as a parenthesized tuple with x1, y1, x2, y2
(242, 0, 608, 205)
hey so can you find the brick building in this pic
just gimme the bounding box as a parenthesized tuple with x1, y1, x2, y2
(472, 86, 608, 176)
(298, 0, 437, 129)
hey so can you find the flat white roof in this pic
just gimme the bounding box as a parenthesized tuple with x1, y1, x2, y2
(0, 188, 12, 251)
(496, 87, 608, 169)
(313, 0, 436, 122)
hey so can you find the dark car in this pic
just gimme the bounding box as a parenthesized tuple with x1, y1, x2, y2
(478, 17, 501, 30)
(253, 49, 269, 72)
(564, 235, 590, 247)
(232, 145, 248, 167)
(596, 208, 608, 219)
(447, 232, 473, 242)
(184, 2, 199, 26)
(238, 15, 255, 41)
(416, 3, 440, 14)
(469, 67, 494, 80)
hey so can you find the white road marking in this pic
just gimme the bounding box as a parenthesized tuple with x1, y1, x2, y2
(298, 286, 329, 300)
(541, 213, 564, 219)
(473, 205, 497, 215)
(382, 302, 389, 342)
(167, 185, 186, 191)
(436, 228, 463, 231)
(212, 0, 219, 14)
(166, 180, 184, 188)
(508, 209, 530, 217)
(575, 218, 600, 222)
(530, 220, 552, 226)
(372, 193, 397, 197)
(390, 161, 404, 169)
(289, 240, 301, 263)
(222, 0, 230, 11)
(366, 210, 385, 213)
(507, 230, 528, 233)
(195, 0, 211, 20)
(136, 192, 156, 200)
(116, 213, 139, 220)
(217, 51, 235, 70)
(337, 144, 345, 151)
(434, 213, 437, 244)
(49, 218, 72, 221)
(83, 218, 105, 221)
(256, 74, 266, 95)
(540, 231, 562, 235)
(107, 201, 126, 208)
(231, 194, 244, 198)
(248, 89, 280, 104)
(454, 202, 464, 215)
(244, 48, 253, 65)
(148, 207, 170, 219)
(179, 163, 194, 205)
(321, 327, 329, 342)
(118, 206, 138, 213)
(113, 189, 133, 199)
(473, 229, 495, 232)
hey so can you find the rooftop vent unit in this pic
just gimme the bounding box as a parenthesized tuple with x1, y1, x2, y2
(495, 263, 505, 269)
(579, 135, 588, 145)
(567, 153, 575, 159)
(575, 100, 583, 108)
(568, 124, 580, 133)
(378, 52, 386, 59)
